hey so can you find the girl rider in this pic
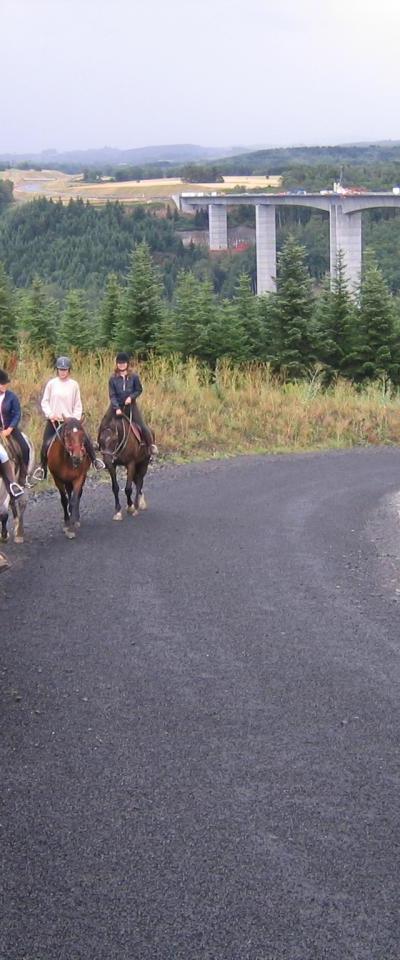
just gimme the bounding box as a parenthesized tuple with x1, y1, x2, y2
(0, 368, 28, 497)
(38, 356, 104, 478)
(103, 352, 157, 456)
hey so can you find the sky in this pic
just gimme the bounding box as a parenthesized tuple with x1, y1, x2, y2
(2, 0, 400, 154)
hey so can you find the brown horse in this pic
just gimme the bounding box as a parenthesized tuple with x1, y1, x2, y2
(47, 419, 91, 539)
(98, 411, 151, 521)
(0, 434, 34, 545)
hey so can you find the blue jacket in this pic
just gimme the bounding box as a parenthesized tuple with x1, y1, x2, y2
(108, 373, 143, 410)
(0, 389, 21, 430)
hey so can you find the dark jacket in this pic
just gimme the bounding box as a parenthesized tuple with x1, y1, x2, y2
(108, 373, 143, 410)
(0, 389, 21, 430)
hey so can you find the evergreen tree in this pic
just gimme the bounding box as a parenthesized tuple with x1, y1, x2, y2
(0, 261, 18, 353)
(257, 293, 279, 362)
(24, 276, 58, 350)
(358, 253, 398, 382)
(154, 306, 179, 355)
(100, 273, 121, 346)
(200, 300, 249, 365)
(116, 242, 163, 356)
(271, 235, 315, 377)
(60, 290, 93, 352)
(313, 251, 358, 380)
(173, 270, 212, 359)
(233, 272, 262, 357)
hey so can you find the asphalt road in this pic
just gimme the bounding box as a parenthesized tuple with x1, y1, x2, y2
(2, 448, 400, 960)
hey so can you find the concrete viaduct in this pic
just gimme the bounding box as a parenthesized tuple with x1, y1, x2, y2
(178, 192, 400, 295)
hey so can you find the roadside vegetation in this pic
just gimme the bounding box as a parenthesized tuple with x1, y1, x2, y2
(1, 352, 400, 463)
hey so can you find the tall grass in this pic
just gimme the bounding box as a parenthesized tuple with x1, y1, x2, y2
(4, 351, 400, 461)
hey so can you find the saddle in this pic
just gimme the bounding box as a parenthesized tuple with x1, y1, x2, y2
(4, 433, 23, 463)
(127, 420, 144, 445)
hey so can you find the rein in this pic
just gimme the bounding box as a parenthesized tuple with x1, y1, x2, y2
(53, 421, 85, 464)
(99, 410, 133, 462)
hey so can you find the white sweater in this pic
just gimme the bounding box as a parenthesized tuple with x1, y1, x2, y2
(41, 377, 83, 420)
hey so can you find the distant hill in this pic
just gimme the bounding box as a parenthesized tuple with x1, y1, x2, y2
(215, 142, 400, 174)
(0, 143, 253, 168)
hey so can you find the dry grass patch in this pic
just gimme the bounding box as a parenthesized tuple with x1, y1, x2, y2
(3, 352, 400, 463)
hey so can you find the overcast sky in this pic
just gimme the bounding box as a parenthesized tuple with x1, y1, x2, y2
(1, 0, 400, 153)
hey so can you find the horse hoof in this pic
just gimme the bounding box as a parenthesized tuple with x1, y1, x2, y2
(113, 512, 123, 521)
(64, 529, 76, 540)
(14, 535, 24, 544)
(138, 496, 147, 511)
(126, 506, 137, 516)
(1, 533, 9, 543)
(0, 552, 10, 571)
(75, 521, 81, 528)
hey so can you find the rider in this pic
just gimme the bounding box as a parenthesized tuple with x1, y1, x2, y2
(38, 356, 104, 478)
(0, 368, 30, 489)
(105, 352, 157, 456)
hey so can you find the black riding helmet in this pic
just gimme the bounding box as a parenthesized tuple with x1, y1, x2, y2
(116, 352, 130, 364)
(0, 369, 10, 385)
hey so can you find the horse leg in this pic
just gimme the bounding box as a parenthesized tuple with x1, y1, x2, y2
(1, 508, 9, 542)
(64, 478, 84, 539)
(108, 463, 122, 520)
(13, 490, 28, 544)
(54, 479, 70, 531)
(134, 460, 149, 512)
(126, 462, 137, 516)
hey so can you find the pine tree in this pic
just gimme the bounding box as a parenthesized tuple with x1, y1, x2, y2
(60, 290, 92, 353)
(24, 276, 58, 350)
(116, 242, 163, 356)
(313, 251, 358, 381)
(154, 306, 179, 355)
(358, 253, 398, 382)
(200, 300, 249, 365)
(0, 261, 18, 353)
(272, 235, 315, 378)
(100, 273, 121, 346)
(233, 272, 262, 358)
(173, 270, 211, 359)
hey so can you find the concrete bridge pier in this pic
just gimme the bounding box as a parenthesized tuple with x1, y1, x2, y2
(209, 204, 228, 250)
(330, 204, 362, 292)
(256, 204, 276, 294)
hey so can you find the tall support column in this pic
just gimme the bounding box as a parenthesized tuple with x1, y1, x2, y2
(209, 204, 228, 250)
(256, 204, 276, 294)
(330, 203, 362, 292)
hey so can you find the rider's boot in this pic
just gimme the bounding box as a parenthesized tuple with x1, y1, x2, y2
(0, 459, 24, 498)
(31, 447, 47, 482)
(84, 437, 105, 470)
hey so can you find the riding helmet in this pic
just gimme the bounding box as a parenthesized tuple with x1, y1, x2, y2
(0, 369, 10, 385)
(116, 352, 130, 364)
(55, 356, 72, 370)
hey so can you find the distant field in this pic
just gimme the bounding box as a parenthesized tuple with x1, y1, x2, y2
(0, 169, 282, 207)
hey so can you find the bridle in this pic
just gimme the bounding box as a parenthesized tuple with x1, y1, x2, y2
(54, 421, 86, 467)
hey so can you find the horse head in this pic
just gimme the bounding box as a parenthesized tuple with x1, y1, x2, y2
(62, 420, 87, 469)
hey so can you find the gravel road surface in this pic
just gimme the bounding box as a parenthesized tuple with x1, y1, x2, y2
(2, 448, 400, 960)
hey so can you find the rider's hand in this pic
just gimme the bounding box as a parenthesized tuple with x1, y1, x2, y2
(124, 397, 132, 405)
(1, 427, 12, 438)
(50, 416, 62, 424)
(116, 408, 122, 416)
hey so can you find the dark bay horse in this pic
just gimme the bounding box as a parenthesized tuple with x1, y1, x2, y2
(0, 434, 34, 545)
(98, 411, 151, 521)
(47, 419, 91, 539)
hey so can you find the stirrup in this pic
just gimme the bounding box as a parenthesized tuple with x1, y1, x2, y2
(93, 458, 105, 470)
(150, 443, 158, 456)
(10, 481, 24, 499)
(31, 467, 45, 482)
